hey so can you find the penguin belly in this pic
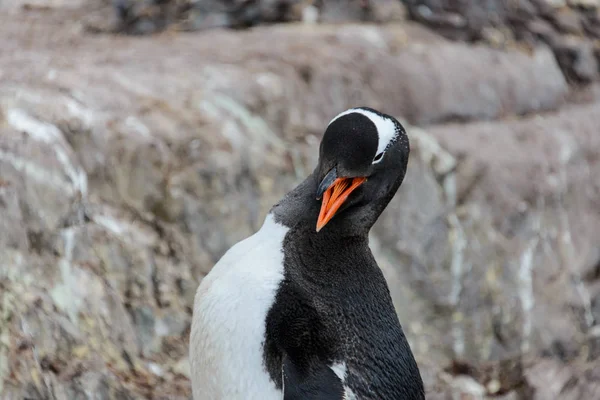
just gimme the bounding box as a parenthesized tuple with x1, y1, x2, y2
(189, 214, 288, 400)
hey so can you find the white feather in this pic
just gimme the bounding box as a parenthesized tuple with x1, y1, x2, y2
(330, 362, 347, 381)
(190, 214, 288, 400)
(330, 361, 357, 400)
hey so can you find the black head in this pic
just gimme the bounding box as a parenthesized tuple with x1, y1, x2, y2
(314, 107, 410, 234)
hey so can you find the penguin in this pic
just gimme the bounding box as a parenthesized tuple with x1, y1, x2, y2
(190, 107, 425, 400)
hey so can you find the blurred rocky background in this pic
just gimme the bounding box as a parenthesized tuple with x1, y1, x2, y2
(1, 0, 600, 399)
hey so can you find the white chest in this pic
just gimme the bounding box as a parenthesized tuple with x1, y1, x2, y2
(190, 214, 288, 400)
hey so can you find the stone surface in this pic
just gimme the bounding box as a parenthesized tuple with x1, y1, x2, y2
(86, 0, 408, 35)
(553, 36, 599, 82)
(551, 8, 584, 34)
(403, 0, 600, 86)
(0, 0, 88, 11)
(1, 7, 600, 400)
(569, 0, 600, 7)
(81, 0, 600, 89)
(371, 42, 567, 124)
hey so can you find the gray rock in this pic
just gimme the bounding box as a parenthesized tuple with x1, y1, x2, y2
(527, 17, 560, 42)
(553, 36, 599, 82)
(568, 0, 600, 8)
(582, 9, 600, 38)
(102, 0, 407, 34)
(371, 43, 567, 124)
(318, 0, 370, 23)
(1, 9, 600, 400)
(370, 0, 407, 23)
(551, 8, 584, 34)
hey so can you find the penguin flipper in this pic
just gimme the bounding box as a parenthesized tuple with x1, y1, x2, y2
(282, 354, 346, 400)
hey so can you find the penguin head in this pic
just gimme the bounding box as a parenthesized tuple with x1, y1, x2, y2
(314, 107, 410, 233)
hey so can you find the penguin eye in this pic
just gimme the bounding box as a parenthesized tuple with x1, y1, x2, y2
(372, 151, 385, 164)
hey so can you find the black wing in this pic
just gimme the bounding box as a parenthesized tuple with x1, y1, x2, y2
(265, 281, 347, 400)
(282, 353, 346, 400)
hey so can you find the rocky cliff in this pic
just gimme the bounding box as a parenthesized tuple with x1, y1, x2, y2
(1, 1, 600, 399)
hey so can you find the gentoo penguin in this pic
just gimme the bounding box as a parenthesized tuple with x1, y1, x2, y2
(190, 107, 425, 400)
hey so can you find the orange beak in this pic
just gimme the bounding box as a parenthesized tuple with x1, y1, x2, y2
(316, 177, 366, 232)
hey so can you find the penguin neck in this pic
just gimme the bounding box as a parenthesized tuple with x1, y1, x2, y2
(270, 173, 374, 239)
(270, 174, 321, 230)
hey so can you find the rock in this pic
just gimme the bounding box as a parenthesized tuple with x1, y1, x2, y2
(553, 36, 599, 82)
(371, 43, 567, 124)
(582, 247, 600, 281)
(403, 0, 600, 86)
(567, 82, 600, 103)
(426, 104, 600, 361)
(526, 359, 600, 399)
(76, 0, 600, 92)
(375, 103, 600, 395)
(551, 8, 584, 34)
(480, 26, 515, 47)
(405, 0, 540, 40)
(0, 0, 88, 12)
(568, 0, 600, 8)
(581, 9, 600, 38)
(531, 0, 566, 13)
(0, 183, 29, 252)
(527, 17, 560, 42)
(103, 0, 405, 34)
(543, 0, 568, 7)
(2, 8, 600, 400)
(407, 3, 471, 41)
(507, 0, 540, 27)
(102, 0, 310, 34)
(370, 0, 407, 23)
(319, 0, 371, 23)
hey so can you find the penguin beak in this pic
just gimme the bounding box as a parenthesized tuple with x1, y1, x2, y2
(316, 168, 366, 232)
